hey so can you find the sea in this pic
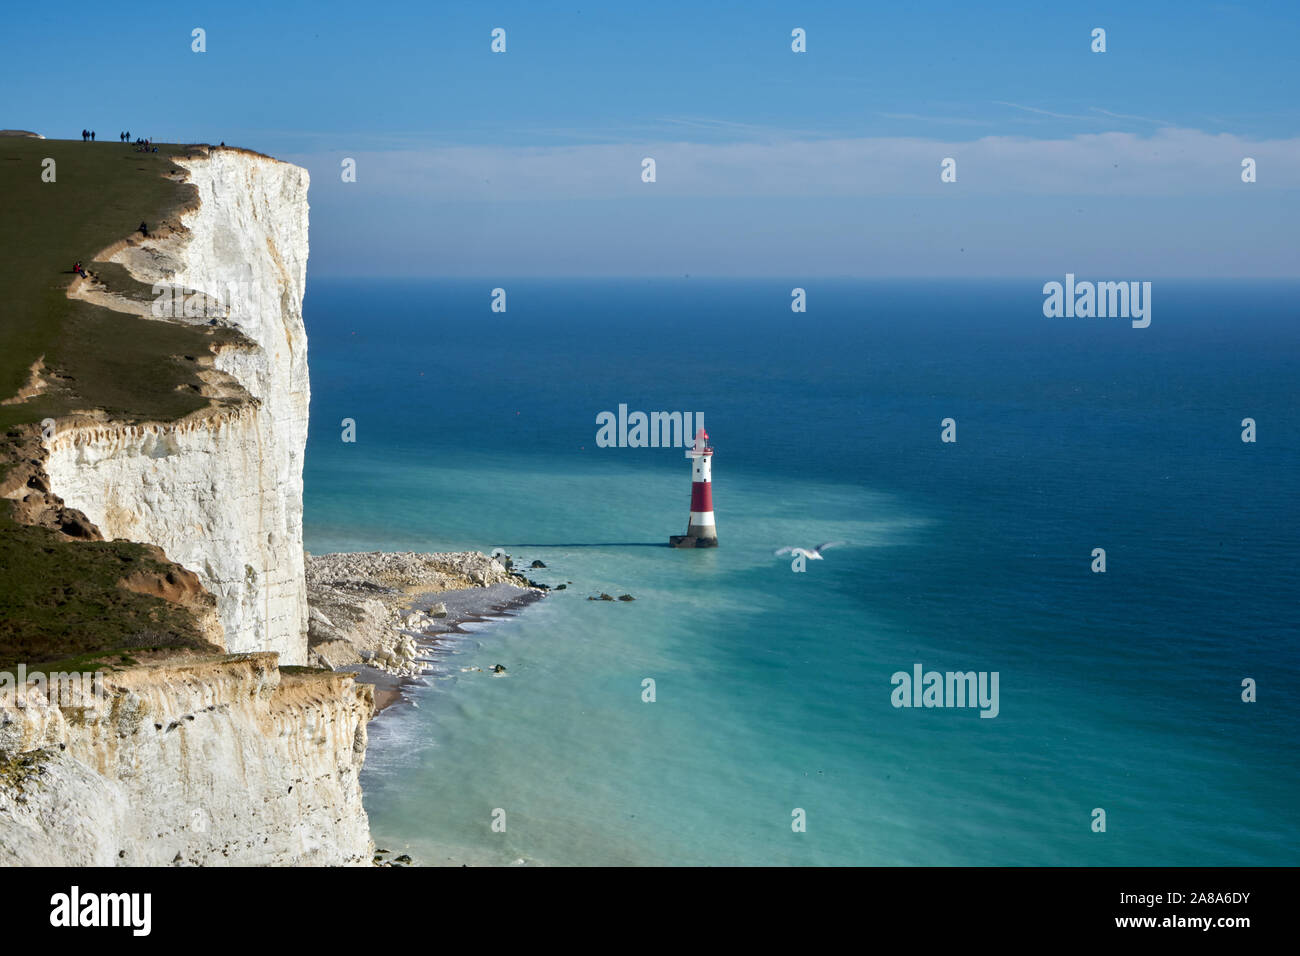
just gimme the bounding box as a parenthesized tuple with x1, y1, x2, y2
(300, 277, 1299, 866)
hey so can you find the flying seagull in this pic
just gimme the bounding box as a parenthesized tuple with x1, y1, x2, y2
(774, 541, 844, 560)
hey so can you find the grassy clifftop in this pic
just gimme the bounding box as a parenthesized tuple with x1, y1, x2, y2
(0, 136, 231, 670)
(0, 137, 228, 433)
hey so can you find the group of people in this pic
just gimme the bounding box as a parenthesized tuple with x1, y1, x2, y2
(123, 132, 158, 152)
(79, 129, 157, 151)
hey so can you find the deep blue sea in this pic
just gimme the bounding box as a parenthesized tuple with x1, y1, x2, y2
(301, 278, 1299, 866)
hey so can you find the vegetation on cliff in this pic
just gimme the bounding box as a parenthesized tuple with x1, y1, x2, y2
(0, 137, 232, 667)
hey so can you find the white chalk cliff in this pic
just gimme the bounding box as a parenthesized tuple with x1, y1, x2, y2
(45, 150, 311, 664)
(0, 656, 372, 865)
(0, 149, 375, 865)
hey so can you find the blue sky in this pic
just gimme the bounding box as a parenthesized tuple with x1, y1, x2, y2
(3, 0, 1298, 276)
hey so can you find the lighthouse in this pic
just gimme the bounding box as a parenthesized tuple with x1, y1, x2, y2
(669, 426, 718, 548)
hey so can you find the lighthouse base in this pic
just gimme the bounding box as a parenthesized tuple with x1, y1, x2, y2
(669, 533, 718, 549)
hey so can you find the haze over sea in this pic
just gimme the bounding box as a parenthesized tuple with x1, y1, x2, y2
(302, 278, 1299, 866)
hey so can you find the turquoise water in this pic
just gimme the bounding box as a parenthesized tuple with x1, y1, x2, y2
(303, 278, 1299, 866)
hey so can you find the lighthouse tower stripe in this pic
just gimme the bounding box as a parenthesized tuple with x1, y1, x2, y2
(690, 480, 713, 512)
(688, 452, 714, 529)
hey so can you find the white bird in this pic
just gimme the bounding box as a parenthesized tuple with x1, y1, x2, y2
(774, 541, 844, 560)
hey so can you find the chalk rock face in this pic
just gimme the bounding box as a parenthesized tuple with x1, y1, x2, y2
(44, 150, 311, 664)
(0, 656, 372, 866)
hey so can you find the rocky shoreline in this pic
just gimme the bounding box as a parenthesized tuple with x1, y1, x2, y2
(304, 550, 547, 714)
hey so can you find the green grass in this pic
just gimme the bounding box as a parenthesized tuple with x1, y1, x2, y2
(0, 138, 241, 434)
(0, 518, 220, 670)
(0, 137, 233, 670)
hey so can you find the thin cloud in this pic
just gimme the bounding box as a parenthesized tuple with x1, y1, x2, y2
(1089, 107, 1175, 125)
(878, 112, 992, 127)
(652, 115, 834, 140)
(656, 116, 774, 131)
(993, 101, 1102, 121)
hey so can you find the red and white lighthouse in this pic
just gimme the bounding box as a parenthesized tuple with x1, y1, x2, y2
(670, 426, 718, 548)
